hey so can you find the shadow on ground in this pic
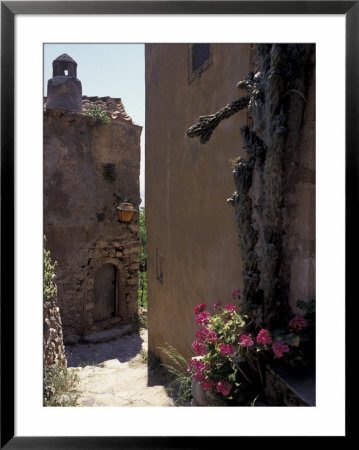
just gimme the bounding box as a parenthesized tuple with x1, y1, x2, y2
(146, 349, 193, 406)
(65, 331, 143, 367)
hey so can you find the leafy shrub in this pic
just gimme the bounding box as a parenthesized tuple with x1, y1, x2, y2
(43, 237, 79, 406)
(138, 208, 147, 308)
(85, 105, 110, 125)
(139, 208, 147, 271)
(44, 364, 79, 407)
(44, 236, 57, 301)
(138, 271, 147, 309)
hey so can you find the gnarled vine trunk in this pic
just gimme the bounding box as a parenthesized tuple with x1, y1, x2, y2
(187, 44, 314, 329)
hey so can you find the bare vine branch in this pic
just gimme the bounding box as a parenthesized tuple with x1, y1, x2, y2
(186, 95, 251, 144)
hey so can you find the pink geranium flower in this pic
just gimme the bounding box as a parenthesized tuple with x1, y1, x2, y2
(187, 359, 194, 372)
(193, 372, 206, 382)
(272, 341, 290, 358)
(288, 316, 307, 332)
(232, 288, 241, 299)
(201, 380, 215, 390)
(219, 343, 236, 355)
(195, 327, 208, 342)
(195, 327, 218, 343)
(187, 358, 209, 373)
(213, 301, 222, 309)
(239, 334, 254, 347)
(256, 329, 272, 345)
(194, 303, 207, 314)
(216, 380, 232, 396)
(195, 311, 211, 325)
(224, 303, 236, 312)
(192, 339, 207, 356)
(206, 329, 219, 343)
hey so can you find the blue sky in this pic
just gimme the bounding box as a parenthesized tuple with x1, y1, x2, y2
(44, 43, 146, 203)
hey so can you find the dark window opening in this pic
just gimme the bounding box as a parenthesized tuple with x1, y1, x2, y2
(189, 44, 212, 84)
(192, 44, 211, 72)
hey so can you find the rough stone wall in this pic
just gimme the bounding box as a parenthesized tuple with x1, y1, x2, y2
(282, 64, 315, 313)
(246, 45, 316, 318)
(43, 274, 67, 368)
(44, 108, 142, 336)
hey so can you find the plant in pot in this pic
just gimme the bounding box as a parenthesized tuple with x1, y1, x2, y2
(187, 289, 312, 406)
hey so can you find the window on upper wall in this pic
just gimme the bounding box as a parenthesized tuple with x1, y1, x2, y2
(188, 44, 212, 84)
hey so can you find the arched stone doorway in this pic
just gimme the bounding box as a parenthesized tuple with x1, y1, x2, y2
(83, 257, 128, 333)
(94, 263, 117, 322)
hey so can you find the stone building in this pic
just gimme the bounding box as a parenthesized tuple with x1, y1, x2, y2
(145, 44, 315, 361)
(44, 54, 142, 337)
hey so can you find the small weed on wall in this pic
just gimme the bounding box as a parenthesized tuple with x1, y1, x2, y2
(85, 105, 110, 125)
(102, 163, 117, 182)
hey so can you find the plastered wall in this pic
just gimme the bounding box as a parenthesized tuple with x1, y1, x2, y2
(146, 44, 251, 360)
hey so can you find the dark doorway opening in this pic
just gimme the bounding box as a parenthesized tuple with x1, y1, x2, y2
(94, 263, 116, 322)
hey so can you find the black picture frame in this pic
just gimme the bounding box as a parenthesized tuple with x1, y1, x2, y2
(1, 1, 353, 448)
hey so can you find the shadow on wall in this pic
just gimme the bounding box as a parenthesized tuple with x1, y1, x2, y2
(65, 331, 143, 367)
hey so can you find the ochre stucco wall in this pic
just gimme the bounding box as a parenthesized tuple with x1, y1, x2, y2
(44, 109, 142, 336)
(145, 44, 252, 360)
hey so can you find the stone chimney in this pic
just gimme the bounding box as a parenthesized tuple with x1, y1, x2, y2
(46, 54, 82, 112)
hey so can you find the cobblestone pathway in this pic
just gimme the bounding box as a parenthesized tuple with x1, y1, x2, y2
(66, 329, 174, 407)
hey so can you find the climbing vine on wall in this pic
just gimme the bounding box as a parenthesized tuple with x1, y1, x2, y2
(186, 44, 314, 329)
(44, 235, 57, 301)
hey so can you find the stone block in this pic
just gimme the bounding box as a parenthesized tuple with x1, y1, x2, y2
(83, 325, 133, 343)
(264, 364, 315, 406)
(63, 334, 80, 345)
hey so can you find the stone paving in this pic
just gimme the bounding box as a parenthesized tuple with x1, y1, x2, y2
(66, 328, 174, 407)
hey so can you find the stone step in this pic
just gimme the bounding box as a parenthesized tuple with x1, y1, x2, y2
(83, 325, 133, 344)
(265, 363, 315, 406)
